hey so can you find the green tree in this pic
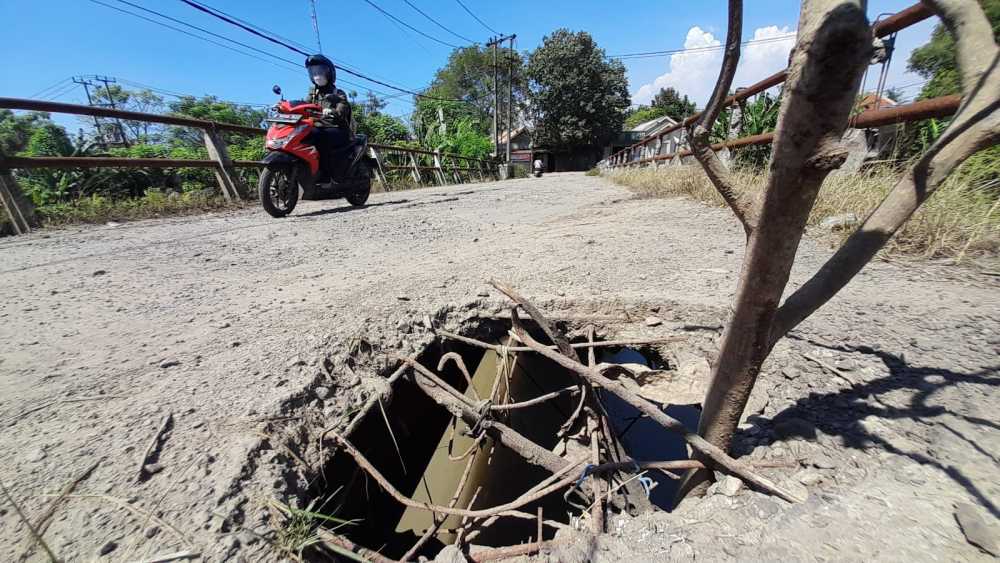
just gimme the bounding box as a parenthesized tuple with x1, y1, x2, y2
(651, 87, 697, 121)
(623, 106, 668, 129)
(901, 0, 999, 182)
(0, 110, 48, 155)
(414, 45, 527, 139)
(526, 29, 630, 150)
(90, 85, 166, 142)
(426, 117, 492, 159)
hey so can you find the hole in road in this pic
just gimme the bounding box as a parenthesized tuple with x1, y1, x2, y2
(305, 318, 693, 559)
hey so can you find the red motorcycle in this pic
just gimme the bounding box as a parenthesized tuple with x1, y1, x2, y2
(259, 85, 374, 217)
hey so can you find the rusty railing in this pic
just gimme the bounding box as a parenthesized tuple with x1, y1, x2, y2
(0, 97, 497, 234)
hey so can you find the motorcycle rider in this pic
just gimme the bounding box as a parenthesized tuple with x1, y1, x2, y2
(305, 54, 352, 179)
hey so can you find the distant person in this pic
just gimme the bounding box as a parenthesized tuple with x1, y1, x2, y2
(305, 54, 352, 179)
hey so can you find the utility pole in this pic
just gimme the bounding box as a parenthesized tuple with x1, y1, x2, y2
(487, 34, 516, 168)
(72, 77, 104, 141)
(506, 35, 516, 176)
(94, 75, 130, 147)
(490, 36, 498, 157)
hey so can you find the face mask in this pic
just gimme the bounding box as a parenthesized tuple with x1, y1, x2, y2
(312, 74, 328, 87)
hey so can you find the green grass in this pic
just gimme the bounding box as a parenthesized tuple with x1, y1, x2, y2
(34, 190, 249, 227)
(605, 164, 1000, 260)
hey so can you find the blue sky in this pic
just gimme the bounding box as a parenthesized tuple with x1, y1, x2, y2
(0, 0, 935, 132)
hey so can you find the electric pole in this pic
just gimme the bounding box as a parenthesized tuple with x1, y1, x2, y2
(71, 77, 104, 140)
(94, 75, 130, 147)
(506, 35, 516, 176)
(487, 34, 516, 170)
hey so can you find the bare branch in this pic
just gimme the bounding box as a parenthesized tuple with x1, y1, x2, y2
(688, 0, 756, 235)
(694, 0, 872, 466)
(509, 310, 805, 503)
(327, 429, 583, 519)
(769, 2, 1000, 343)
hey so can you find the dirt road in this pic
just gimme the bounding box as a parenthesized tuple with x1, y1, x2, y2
(1, 173, 997, 561)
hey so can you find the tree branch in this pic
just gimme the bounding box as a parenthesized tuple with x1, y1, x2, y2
(769, 1, 1000, 344)
(688, 0, 756, 236)
(509, 310, 805, 503)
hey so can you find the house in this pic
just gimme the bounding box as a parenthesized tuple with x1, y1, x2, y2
(500, 126, 618, 173)
(604, 114, 687, 165)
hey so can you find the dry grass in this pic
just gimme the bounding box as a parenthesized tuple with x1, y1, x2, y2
(605, 165, 1000, 259)
(34, 191, 250, 228)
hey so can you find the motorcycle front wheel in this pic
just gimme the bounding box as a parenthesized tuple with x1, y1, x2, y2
(259, 165, 299, 218)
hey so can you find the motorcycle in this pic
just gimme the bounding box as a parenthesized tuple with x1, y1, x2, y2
(258, 85, 374, 218)
(533, 161, 544, 178)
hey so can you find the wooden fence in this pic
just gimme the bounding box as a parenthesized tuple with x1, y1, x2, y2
(0, 97, 497, 235)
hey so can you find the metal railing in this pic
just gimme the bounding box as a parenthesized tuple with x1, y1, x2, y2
(0, 97, 497, 234)
(602, 2, 939, 170)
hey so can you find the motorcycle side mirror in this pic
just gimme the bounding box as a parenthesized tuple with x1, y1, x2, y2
(272, 85, 283, 99)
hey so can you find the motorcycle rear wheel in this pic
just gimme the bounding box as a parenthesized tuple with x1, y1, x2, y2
(259, 165, 299, 218)
(346, 161, 371, 207)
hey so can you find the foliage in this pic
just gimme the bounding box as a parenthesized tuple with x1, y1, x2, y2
(351, 92, 410, 144)
(623, 106, 668, 130)
(651, 87, 697, 121)
(0, 110, 52, 155)
(711, 92, 781, 167)
(427, 117, 492, 159)
(89, 85, 167, 143)
(413, 45, 526, 139)
(898, 0, 1000, 183)
(36, 190, 242, 226)
(526, 29, 630, 150)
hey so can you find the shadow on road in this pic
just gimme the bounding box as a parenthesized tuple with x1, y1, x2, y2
(740, 339, 1000, 519)
(293, 198, 411, 218)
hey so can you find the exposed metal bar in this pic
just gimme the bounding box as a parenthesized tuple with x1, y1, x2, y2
(608, 2, 936, 162)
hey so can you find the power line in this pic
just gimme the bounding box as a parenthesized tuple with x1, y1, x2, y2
(174, 0, 469, 102)
(361, 0, 462, 49)
(401, 0, 478, 44)
(88, 0, 303, 75)
(31, 77, 73, 99)
(454, 0, 499, 35)
(186, 0, 314, 53)
(88, 0, 429, 104)
(610, 33, 797, 60)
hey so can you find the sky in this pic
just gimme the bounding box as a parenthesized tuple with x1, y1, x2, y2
(0, 0, 936, 133)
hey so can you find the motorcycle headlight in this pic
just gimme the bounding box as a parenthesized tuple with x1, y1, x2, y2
(267, 137, 289, 149)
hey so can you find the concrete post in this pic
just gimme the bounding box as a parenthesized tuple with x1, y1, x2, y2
(202, 127, 248, 201)
(0, 167, 40, 235)
(369, 146, 388, 189)
(433, 150, 448, 186)
(408, 152, 422, 185)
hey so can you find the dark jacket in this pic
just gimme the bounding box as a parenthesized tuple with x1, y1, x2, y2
(308, 85, 352, 130)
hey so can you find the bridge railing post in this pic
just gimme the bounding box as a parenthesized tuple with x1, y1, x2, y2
(408, 151, 422, 185)
(202, 126, 247, 201)
(0, 151, 40, 235)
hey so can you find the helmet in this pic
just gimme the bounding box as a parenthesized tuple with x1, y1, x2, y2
(306, 54, 336, 88)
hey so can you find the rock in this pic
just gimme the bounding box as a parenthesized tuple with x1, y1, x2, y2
(812, 455, 837, 469)
(92, 269, 108, 276)
(144, 526, 160, 538)
(315, 387, 331, 400)
(25, 448, 46, 462)
(476, 288, 490, 297)
(796, 469, 824, 486)
(644, 316, 663, 327)
(955, 503, 998, 556)
(217, 321, 231, 329)
(717, 475, 743, 496)
(856, 415, 891, 438)
(753, 498, 781, 519)
(433, 544, 468, 563)
(143, 463, 163, 475)
(819, 213, 858, 231)
(781, 366, 802, 380)
(98, 540, 118, 556)
(773, 417, 817, 440)
(159, 359, 180, 369)
(778, 478, 809, 503)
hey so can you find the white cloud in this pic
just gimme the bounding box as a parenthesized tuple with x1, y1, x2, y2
(632, 25, 797, 107)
